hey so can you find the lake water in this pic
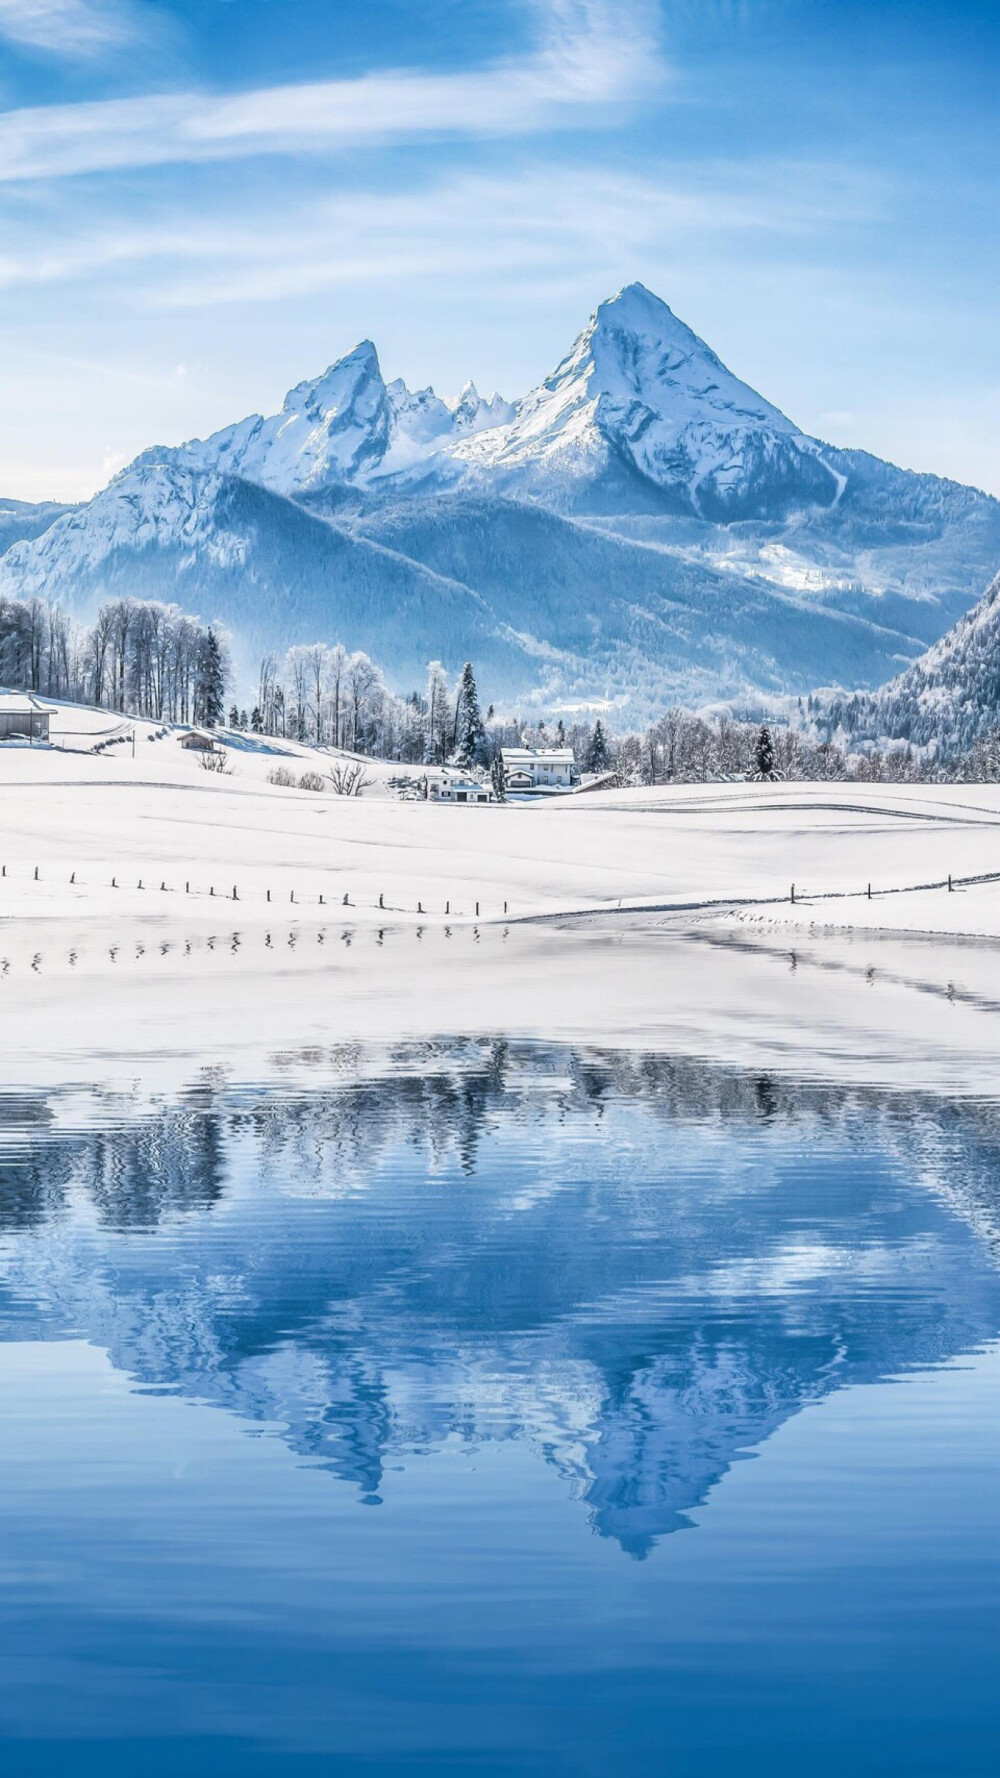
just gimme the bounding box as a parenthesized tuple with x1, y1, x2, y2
(0, 1038, 998, 1776)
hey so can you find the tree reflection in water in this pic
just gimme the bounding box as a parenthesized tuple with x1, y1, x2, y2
(0, 1039, 999, 1557)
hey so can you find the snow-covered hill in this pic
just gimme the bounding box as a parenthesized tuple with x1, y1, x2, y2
(3, 282, 999, 713)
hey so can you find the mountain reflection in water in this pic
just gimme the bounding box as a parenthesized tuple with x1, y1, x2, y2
(1, 1040, 999, 1560)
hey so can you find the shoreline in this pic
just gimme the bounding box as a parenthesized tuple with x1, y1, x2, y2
(3, 909, 1000, 1102)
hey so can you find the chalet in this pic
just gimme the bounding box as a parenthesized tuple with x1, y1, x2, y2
(0, 691, 51, 744)
(178, 729, 219, 752)
(500, 747, 576, 793)
(430, 774, 494, 805)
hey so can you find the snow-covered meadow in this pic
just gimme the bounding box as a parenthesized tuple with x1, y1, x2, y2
(3, 699, 1000, 1097)
(3, 704, 1000, 933)
(5, 696, 996, 1095)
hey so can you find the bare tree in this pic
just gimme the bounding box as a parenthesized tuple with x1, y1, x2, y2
(325, 760, 372, 797)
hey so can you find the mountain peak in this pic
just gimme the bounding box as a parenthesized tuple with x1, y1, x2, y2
(283, 339, 384, 418)
(453, 279, 811, 515)
(597, 280, 675, 321)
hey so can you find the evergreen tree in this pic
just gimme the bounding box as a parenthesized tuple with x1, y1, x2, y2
(454, 660, 487, 767)
(751, 723, 777, 780)
(490, 754, 507, 802)
(425, 661, 449, 764)
(250, 706, 263, 733)
(585, 719, 610, 773)
(228, 704, 239, 729)
(195, 629, 226, 729)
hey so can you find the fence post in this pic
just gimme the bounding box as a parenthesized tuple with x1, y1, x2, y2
(417, 900, 423, 914)
(34, 866, 38, 882)
(379, 893, 384, 909)
(867, 883, 871, 899)
(790, 883, 795, 904)
(948, 873, 953, 892)
(233, 885, 238, 900)
(476, 900, 480, 916)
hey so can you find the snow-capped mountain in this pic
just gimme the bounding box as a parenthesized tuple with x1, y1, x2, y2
(144, 340, 513, 497)
(3, 282, 999, 714)
(454, 283, 840, 519)
(139, 283, 839, 519)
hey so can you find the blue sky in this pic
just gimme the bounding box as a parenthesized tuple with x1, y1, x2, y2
(1, 0, 997, 502)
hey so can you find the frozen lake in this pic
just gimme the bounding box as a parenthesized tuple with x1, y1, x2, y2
(0, 1037, 998, 1775)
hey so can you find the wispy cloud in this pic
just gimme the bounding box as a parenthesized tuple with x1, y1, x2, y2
(0, 158, 886, 304)
(0, 1, 664, 181)
(0, 0, 152, 61)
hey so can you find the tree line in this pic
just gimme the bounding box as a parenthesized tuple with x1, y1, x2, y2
(0, 594, 227, 727)
(1, 588, 991, 782)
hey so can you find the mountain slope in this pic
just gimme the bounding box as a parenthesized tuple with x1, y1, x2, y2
(3, 281, 999, 714)
(821, 571, 1000, 756)
(352, 493, 929, 705)
(0, 466, 535, 687)
(0, 496, 77, 553)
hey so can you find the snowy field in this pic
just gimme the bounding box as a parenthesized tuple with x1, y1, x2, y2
(2, 704, 1000, 934)
(4, 700, 1000, 1097)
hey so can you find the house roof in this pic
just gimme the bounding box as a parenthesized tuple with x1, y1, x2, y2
(0, 691, 50, 716)
(501, 747, 574, 765)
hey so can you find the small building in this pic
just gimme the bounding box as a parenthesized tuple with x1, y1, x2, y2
(430, 774, 494, 805)
(179, 729, 219, 752)
(0, 691, 51, 744)
(500, 747, 576, 793)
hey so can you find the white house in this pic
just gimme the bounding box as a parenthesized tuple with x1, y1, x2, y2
(430, 774, 494, 805)
(501, 747, 576, 793)
(0, 691, 51, 744)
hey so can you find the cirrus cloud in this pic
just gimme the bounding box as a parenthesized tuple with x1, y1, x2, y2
(0, 0, 157, 60)
(0, 1, 665, 181)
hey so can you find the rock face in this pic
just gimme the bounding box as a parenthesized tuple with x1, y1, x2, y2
(3, 283, 999, 713)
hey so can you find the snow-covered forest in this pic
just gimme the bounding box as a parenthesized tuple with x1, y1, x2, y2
(0, 593, 228, 728)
